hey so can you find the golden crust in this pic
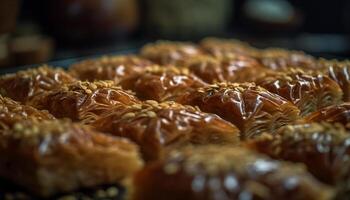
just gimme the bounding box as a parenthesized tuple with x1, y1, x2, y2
(177, 82, 300, 139)
(0, 119, 143, 197)
(140, 41, 203, 66)
(69, 55, 154, 85)
(92, 101, 240, 161)
(131, 145, 333, 200)
(0, 66, 76, 103)
(30, 80, 141, 123)
(0, 96, 54, 130)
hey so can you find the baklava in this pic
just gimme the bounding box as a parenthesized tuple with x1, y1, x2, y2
(69, 55, 154, 87)
(140, 41, 203, 66)
(305, 103, 350, 129)
(177, 82, 300, 139)
(255, 68, 343, 116)
(124, 66, 208, 102)
(0, 66, 76, 104)
(92, 101, 240, 161)
(183, 54, 265, 83)
(0, 96, 54, 130)
(0, 120, 143, 197)
(130, 145, 333, 200)
(29, 80, 140, 123)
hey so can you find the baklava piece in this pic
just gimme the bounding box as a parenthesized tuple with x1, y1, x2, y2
(0, 66, 76, 103)
(258, 48, 317, 70)
(256, 68, 343, 116)
(92, 101, 240, 161)
(246, 123, 350, 198)
(130, 145, 333, 200)
(200, 37, 259, 58)
(124, 66, 207, 102)
(177, 82, 300, 139)
(0, 96, 54, 130)
(69, 55, 154, 86)
(140, 41, 203, 66)
(0, 120, 143, 197)
(183, 54, 265, 83)
(30, 81, 140, 123)
(319, 59, 350, 101)
(305, 103, 350, 129)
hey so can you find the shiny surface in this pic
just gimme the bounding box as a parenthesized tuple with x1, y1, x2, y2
(69, 55, 154, 87)
(131, 146, 333, 200)
(92, 101, 240, 161)
(177, 82, 300, 139)
(184, 55, 264, 83)
(1, 37, 350, 199)
(29, 80, 140, 123)
(200, 37, 259, 58)
(199, 38, 317, 70)
(127, 66, 208, 102)
(0, 96, 54, 130)
(305, 103, 350, 129)
(141, 41, 203, 66)
(246, 123, 350, 186)
(0, 119, 143, 197)
(256, 68, 343, 116)
(0, 66, 76, 103)
(319, 59, 350, 101)
(258, 48, 317, 70)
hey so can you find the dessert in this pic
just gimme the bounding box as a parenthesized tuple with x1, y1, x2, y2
(131, 145, 333, 200)
(30, 81, 140, 123)
(140, 41, 203, 66)
(0, 66, 76, 104)
(0, 120, 143, 197)
(92, 101, 240, 161)
(124, 66, 207, 101)
(69, 55, 154, 87)
(177, 82, 300, 139)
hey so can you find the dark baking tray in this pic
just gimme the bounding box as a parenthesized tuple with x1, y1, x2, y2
(0, 48, 138, 200)
(0, 180, 126, 200)
(0, 48, 137, 75)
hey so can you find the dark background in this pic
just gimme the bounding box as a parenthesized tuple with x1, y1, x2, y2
(1, 0, 350, 67)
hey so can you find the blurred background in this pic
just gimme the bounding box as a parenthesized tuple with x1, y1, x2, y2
(0, 0, 349, 67)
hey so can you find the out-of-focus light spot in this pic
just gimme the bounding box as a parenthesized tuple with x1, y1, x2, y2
(244, 0, 294, 23)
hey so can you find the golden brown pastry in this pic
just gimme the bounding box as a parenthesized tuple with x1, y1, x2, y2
(183, 54, 264, 83)
(0, 96, 55, 130)
(255, 68, 343, 116)
(140, 41, 203, 66)
(92, 101, 240, 161)
(246, 123, 350, 186)
(200, 37, 259, 58)
(258, 48, 317, 70)
(130, 145, 333, 200)
(69, 55, 154, 86)
(177, 82, 300, 139)
(319, 59, 350, 101)
(0, 120, 143, 197)
(0, 66, 76, 103)
(30, 81, 141, 123)
(305, 103, 350, 129)
(124, 66, 208, 102)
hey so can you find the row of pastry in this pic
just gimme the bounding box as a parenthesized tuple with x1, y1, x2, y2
(0, 38, 349, 199)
